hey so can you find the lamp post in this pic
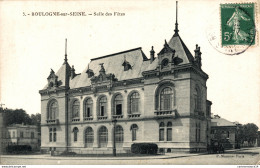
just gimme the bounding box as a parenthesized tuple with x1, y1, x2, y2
(112, 118, 117, 157)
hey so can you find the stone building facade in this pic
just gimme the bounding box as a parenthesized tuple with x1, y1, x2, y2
(39, 6, 212, 153)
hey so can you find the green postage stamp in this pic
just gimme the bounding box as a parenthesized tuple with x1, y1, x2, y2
(220, 3, 255, 46)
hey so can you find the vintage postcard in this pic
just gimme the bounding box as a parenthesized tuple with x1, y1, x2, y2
(0, 0, 259, 167)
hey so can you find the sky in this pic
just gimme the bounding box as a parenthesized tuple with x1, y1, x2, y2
(0, 0, 259, 128)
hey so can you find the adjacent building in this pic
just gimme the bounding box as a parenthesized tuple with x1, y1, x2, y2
(210, 115, 240, 148)
(1, 124, 40, 152)
(39, 4, 212, 153)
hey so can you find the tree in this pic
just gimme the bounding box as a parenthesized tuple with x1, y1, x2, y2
(1, 108, 41, 128)
(31, 113, 41, 133)
(236, 123, 258, 147)
(236, 125, 244, 144)
(2, 108, 32, 126)
(242, 123, 258, 146)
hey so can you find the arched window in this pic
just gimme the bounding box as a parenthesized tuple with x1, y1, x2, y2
(72, 100, 80, 119)
(73, 127, 79, 142)
(99, 96, 107, 117)
(114, 94, 123, 115)
(130, 92, 140, 114)
(84, 98, 93, 118)
(48, 100, 58, 120)
(85, 127, 94, 148)
(160, 87, 173, 110)
(167, 122, 172, 141)
(194, 88, 201, 110)
(130, 124, 138, 141)
(159, 122, 165, 141)
(115, 125, 124, 148)
(98, 126, 108, 148)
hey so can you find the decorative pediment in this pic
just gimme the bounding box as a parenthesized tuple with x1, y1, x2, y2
(47, 69, 61, 88)
(158, 40, 175, 56)
(90, 63, 117, 84)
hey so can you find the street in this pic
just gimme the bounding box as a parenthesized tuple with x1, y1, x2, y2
(1, 147, 260, 165)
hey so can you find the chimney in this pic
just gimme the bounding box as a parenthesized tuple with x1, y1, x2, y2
(150, 46, 155, 63)
(194, 44, 202, 68)
(194, 44, 201, 57)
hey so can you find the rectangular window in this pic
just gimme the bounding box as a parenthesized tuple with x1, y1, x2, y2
(132, 129, 136, 141)
(53, 133, 56, 142)
(31, 132, 34, 139)
(132, 99, 139, 113)
(74, 132, 77, 142)
(167, 128, 172, 141)
(20, 132, 23, 138)
(12, 131, 15, 138)
(159, 129, 164, 141)
(165, 95, 171, 110)
(101, 106, 104, 116)
(49, 132, 52, 142)
(116, 104, 122, 115)
(87, 107, 91, 117)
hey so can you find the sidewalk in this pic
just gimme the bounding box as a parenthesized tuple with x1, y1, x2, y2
(0, 153, 201, 160)
(0, 147, 255, 160)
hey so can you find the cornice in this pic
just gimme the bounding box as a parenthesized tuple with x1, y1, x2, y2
(142, 63, 208, 80)
(39, 86, 66, 96)
(41, 114, 209, 127)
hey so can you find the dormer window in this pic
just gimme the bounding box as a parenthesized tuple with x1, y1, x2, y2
(47, 69, 59, 88)
(122, 56, 132, 71)
(122, 60, 132, 71)
(86, 68, 94, 78)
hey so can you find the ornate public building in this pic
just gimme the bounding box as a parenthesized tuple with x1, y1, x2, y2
(39, 4, 212, 153)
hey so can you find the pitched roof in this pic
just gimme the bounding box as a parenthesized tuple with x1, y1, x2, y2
(211, 117, 237, 127)
(69, 47, 158, 89)
(42, 34, 198, 90)
(168, 33, 194, 64)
